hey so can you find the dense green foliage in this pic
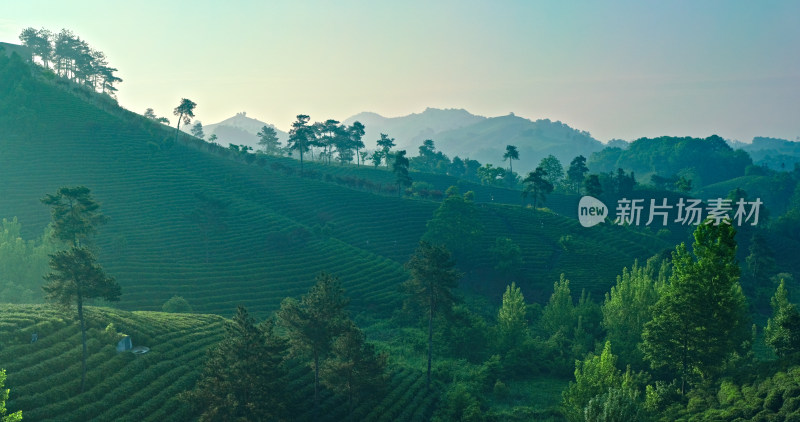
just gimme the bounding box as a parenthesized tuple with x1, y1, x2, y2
(184, 305, 288, 421)
(404, 241, 462, 388)
(0, 218, 53, 303)
(588, 135, 752, 188)
(602, 259, 667, 369)
(0, 369, 22, 422)
(642, 222, 750, 393)
(19, 27, 122, 95)
(765, 280, 800, 358)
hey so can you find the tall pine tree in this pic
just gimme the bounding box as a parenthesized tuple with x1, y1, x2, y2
(404, 241, 462, 388)
(41, 186, 119, 393)
(184, 305, 288, 421)
(278, 272, 350, 417)
(642, 221, 750, 394)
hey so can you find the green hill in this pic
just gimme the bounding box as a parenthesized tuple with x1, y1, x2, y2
(0, 52, 675, 421)
(0, 304, 439, 422)
(588, 135, 753, 187)
(0, 53, 669, 313)
(0, 304, 226, 421)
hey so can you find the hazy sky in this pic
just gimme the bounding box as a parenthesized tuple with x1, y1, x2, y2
(2, 0, 798, 142)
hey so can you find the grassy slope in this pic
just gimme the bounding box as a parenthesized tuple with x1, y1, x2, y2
(0, 56, 669, 315)
(0, 304, 226, 421)
(0, 304, 439, 422)
(0, 56, 674, 421)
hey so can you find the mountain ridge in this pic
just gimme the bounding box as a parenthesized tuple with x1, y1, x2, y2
(202, 111, 289, 149)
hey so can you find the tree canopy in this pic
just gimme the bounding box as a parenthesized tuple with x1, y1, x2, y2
(184, 305, 288, 421)
(41, 186, 107, 246)
(19, 27, 122, 95)
(278, 272, 350, 416)
(404, 241, 462, 387)
(642, 221, 750, 394)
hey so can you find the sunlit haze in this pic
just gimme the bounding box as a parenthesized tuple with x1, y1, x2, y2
(2, 0, 799, 142)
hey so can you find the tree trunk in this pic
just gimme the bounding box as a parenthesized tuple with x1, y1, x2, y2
(299, 149, 305, 176)
(77, 292, 87, 393)
(175, 112, 184, 143)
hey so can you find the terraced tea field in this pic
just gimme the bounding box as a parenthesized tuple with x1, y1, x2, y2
(0, 304, 437, 422)
(0, 55, 674, 421)
(0, 57, 669, 317)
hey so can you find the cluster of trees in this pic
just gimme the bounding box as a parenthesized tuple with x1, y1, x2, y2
(556, 221, 800, 420)
(0, 218, 55, 303)
(403, 217, 799, 420)
(284, 115, 367, 171)
(588, 135, 752, 188)
(185, 273, 387, 421)
(19, 27, 122, 95)
(154, 102, 650, 209)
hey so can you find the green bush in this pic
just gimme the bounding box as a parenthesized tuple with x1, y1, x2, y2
(162, 296, 193, 313)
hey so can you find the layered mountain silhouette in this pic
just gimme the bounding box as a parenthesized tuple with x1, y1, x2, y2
(345, 108, 604, 174)
(202, 112, 288, 149)
(204, 108, 604, 174)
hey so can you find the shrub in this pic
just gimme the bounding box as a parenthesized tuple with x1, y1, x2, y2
(162, 296, 193, 313)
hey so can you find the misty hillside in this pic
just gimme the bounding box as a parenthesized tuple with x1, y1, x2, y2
(343, 107, 486, 153)
(432, 114, 604, 173)
(0, 53, 667, 314)
(345, 109, 603, 175)
(730, 136, 800, 170)
(201, 112, 288, 149)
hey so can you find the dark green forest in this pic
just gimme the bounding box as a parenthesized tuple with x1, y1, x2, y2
(2, 35, 800, 422)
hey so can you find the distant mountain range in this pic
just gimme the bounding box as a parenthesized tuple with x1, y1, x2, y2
(348, 108, 604, 173)
(343, 107, 487, 152)
(201, 112, 288, 149)
(728, 137, 800, 170)
(205, 108, 604, 175)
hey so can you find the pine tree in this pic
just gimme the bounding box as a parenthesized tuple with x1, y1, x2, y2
(765, 279, 800, 358)
(561, 341, 626, 422)
(522, 166, 554, 208)
(539, 274, 575, 338)
(422, 187, 483, 265)
(41, 186, 119, 393)
(567, 155, 589, 194)
(257, 125, 280, 155)
(403, 241, 462, 388)
(184, 305, 288, 421)
(278, 272, 350, 417)
(288, 114, 312, 174)
(321, 322, 387, 419)
(602, 259, 667, 368)
(641, 222, 750, 394)
(392, 150, 411, 196)
(173, 98, 196, 143)
(497, 282, 528, 350)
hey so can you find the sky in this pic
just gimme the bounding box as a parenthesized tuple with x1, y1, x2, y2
(2, 0, 799, 143)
